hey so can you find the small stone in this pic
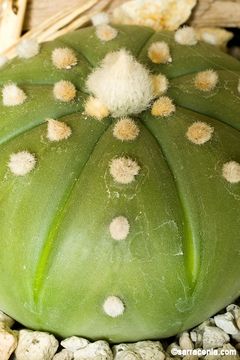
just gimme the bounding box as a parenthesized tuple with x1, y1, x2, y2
(0, 311, 15, 328)
(202, 326, 229, 349)
(73, 340, 113, 360)
(226, 304, 240, 330)
(53, 349, 73, 360)
(15, 329, 58, 360)
(0, 327, 18, 360)
(166, 342, 181, 356)
(179, 332, 194, 350)
(113, 341, 164, 360)
(61, 337, 89, 352)
(214, 312, 240, 335)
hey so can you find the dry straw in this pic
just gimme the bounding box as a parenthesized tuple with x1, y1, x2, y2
(0, 0, 112, 58)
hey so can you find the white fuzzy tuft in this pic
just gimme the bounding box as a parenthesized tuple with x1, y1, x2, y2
(113, 118, 139, 141)
(85, 96, 109, 120)
(194, 70, 219, 92)
(186, 122, 214, 145)
(47, 119, 72, 142)
(109, 157, 140, 184)
(86, 49, 154, 117)
(96, 25, 118, 42)
(52, 47, 77, 70)
(17, 39, 40, 59)
(8, 151, 36, 176)
(174, 27, 198, 46)
(0, 56, 8, 68)
(53, 80, 76, 102)
(2, 84, 27, 106)
(222, 161, 240, 184)
(151, 96, 176, 117)
(148, 41, 172, 64)
(109, 216, 130, 241)
(91, 12, 109, 26)
(103, 296, 125, 317)
(151, 74, 169, 97)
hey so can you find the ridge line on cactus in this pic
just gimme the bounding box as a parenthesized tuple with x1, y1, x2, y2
(59, 38, 94, 68)
(32, 119, 113, 305)
(0, 110, 87, 148)
(139, 117, 199, 288)
(171, 102, 240, 134)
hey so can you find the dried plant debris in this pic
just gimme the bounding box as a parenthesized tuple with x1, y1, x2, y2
(111, 0, 197, 31)
(195, 28, 233, 50)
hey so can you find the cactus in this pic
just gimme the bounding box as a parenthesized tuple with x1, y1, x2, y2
(0, 24, 240, 343)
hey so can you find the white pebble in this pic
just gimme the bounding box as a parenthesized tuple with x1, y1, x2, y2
(114, 341, 164, 360)
(202, 326, 229, 349)
(227, 304, 240, 330)
(15, 329, 59, 360)
(214, 312, 240, 335)
(53, 349, 73, 360)
(73, 340, 112, 360)
(61, 337, 89, 352)
(179, 332, 194, 350)
(0, 327, 18, 360)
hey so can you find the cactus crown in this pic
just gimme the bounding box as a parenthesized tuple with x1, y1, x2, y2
(0, 24, 240, 343)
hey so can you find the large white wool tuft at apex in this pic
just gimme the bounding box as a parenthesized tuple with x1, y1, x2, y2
(8, 151, 36, 176)
(86, 49, 154, 117)
(17, 39, 40, 59)
(2, 84, 27, 106)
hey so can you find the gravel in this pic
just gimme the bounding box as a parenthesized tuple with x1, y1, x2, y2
(3, 298, 240, 360)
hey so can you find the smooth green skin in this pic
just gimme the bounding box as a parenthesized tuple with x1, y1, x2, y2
(0, 25, 240, 342)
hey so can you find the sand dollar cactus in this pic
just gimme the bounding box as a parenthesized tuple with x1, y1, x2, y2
(0, 24, 240, 343)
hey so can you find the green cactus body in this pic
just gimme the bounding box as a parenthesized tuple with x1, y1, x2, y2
(0, 25, 240, 343)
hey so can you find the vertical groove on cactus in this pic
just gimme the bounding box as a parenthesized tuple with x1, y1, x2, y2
(140, 119, 199, 288)
(33, 121, 112, 305)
